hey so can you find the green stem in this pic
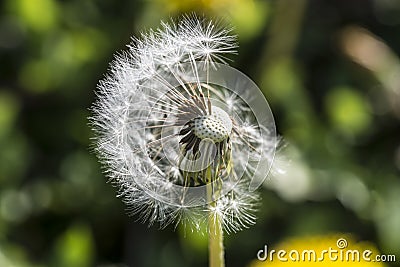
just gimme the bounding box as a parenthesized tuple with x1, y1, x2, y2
(206, 161, 224, 267)
(208, 202, 225, 267)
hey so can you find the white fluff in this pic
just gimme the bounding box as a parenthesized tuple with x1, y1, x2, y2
(90, 16, 278, 233)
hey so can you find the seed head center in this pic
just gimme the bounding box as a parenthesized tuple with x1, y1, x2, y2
(193, 107, 232, 143)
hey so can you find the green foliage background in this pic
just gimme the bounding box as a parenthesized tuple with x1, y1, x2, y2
(0, 0, 399, 266)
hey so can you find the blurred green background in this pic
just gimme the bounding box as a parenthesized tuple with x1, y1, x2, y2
(1, 0, 399, 266)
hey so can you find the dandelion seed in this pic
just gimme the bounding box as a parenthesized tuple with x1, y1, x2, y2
(90, 16, 278, 265)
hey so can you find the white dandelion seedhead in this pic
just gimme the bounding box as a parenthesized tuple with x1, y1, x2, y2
(91, 16, 278, 232)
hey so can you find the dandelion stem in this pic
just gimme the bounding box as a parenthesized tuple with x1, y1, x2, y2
(208, 201, 225, 267)
(207, 164, 225, 267)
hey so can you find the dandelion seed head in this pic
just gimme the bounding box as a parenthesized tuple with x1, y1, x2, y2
(192, 107, 231, 142)
(90, 15, 278, 233)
